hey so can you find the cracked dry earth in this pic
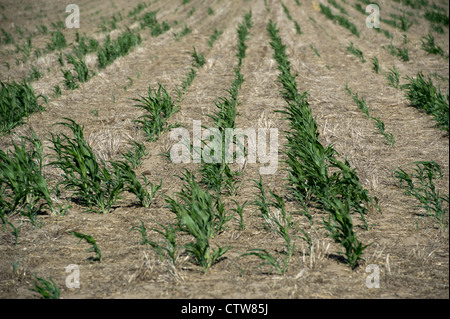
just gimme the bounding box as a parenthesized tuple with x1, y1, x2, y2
(0, 0, 448, 299)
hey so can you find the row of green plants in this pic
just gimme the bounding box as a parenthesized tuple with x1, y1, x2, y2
(280, 1, 302, 35)
(421, 33, 446, 57)
(403, 72, 449, 132)
(133, 43, 209, 143)
(5, 1, 215, 128)
(0, 118, 161, 244)
(379, 61, 448, 132)
(345, 85, 395, 146)
(199, 11, 253, 196)
(0, 7, 176, 134)
(131, 12, 254, 273)
(125, 19, 229, 271)
(346, 0, 449, 228)
(43, 1, 222, 105)
(140, 11, 171, 37)
(395, 161, 448, 229)
(319, 3, 360, 37)
(62, 54, 93, 90)
(385, 43, 409, 62)
(2, 21, 216, 277)
(347, 42, 366, 63)
(389, 0, 448, 35)
(68, 9, 173, 87)
(2, 1, 158, 77)
(98, 28, 142, 69)
(0, 81, 46, 135)
(29, 6, 167, 68)
(1, 0, 141, 67)
(133, 84, 179, 142)
(328, 0, 349, 16)
(243, 177, 302, 275)
(1, 27, 66, 65)
(266, 20, 379, 269)
(385, 65, 401, 89)
(382, 13, 414, 32)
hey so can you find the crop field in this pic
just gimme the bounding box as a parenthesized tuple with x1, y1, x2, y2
(0, 0, 448, 299)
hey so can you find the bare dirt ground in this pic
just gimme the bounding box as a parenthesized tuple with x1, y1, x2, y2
(0, 0, 448, 299)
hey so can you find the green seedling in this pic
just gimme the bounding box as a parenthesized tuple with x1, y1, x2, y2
(329, 0, 348, 15)
(396, 47, 409, 62)
(188, 7, 196, 17)
(403, 72, 449, 131)
(121, 140, 147, 169)
(208, 28, 223, 48)
(347, 42, 366, 63)
(140, 11, 170, 36)
(0, 132, 54, 216)
(53, 85, 62, 97)
(321, 197, 372, 269)
(243, 178, 305, 275)
(30, 274, 60, 299)
(310, 44, 321, 57)
(281, 2, 302, 34)
(57, 52, 64, 66)
(128, 2, 147, 17)
(48, 118, 124, 214)
(345, 85, 395, 146)
(47, 30, 66, 51)
(421, 33, 444, 56)
(386, 43, 409, 62)
(0, 80, 45, 134)
(133, 84, 178, 141)
(36, 24, 47, 35)
(320, 4, 359, 37)
(232, 200, 248, 230)
(51, 21, 65, 30)
(371, 56, 381, 74)
(0, 213, 20, 245)
(61, 69, 78, 90)
(97, 29, 141, 69)
(73, 34, 99, 57)
(65, 54, 91, 84)
(174, 25, 191, 41)
(28, 66, 42, 81)
(373, 117, 395, 146)
(165, 170, 230, 272)
(72, 232, 102, 262)
(130, 220, 179, 265)
(1, 28, 14, 45)
(395, 161, 449, 229)
(346, 85, 370, 117)
(386, 65, 400, 89)
(112, 160, 161, 208)
(191, 46, 205, 68)
(267, 20, 376, 269)
(424, 10, 449, 26)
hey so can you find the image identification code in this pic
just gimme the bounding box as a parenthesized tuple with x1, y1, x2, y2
(181, 303, 268, 316)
